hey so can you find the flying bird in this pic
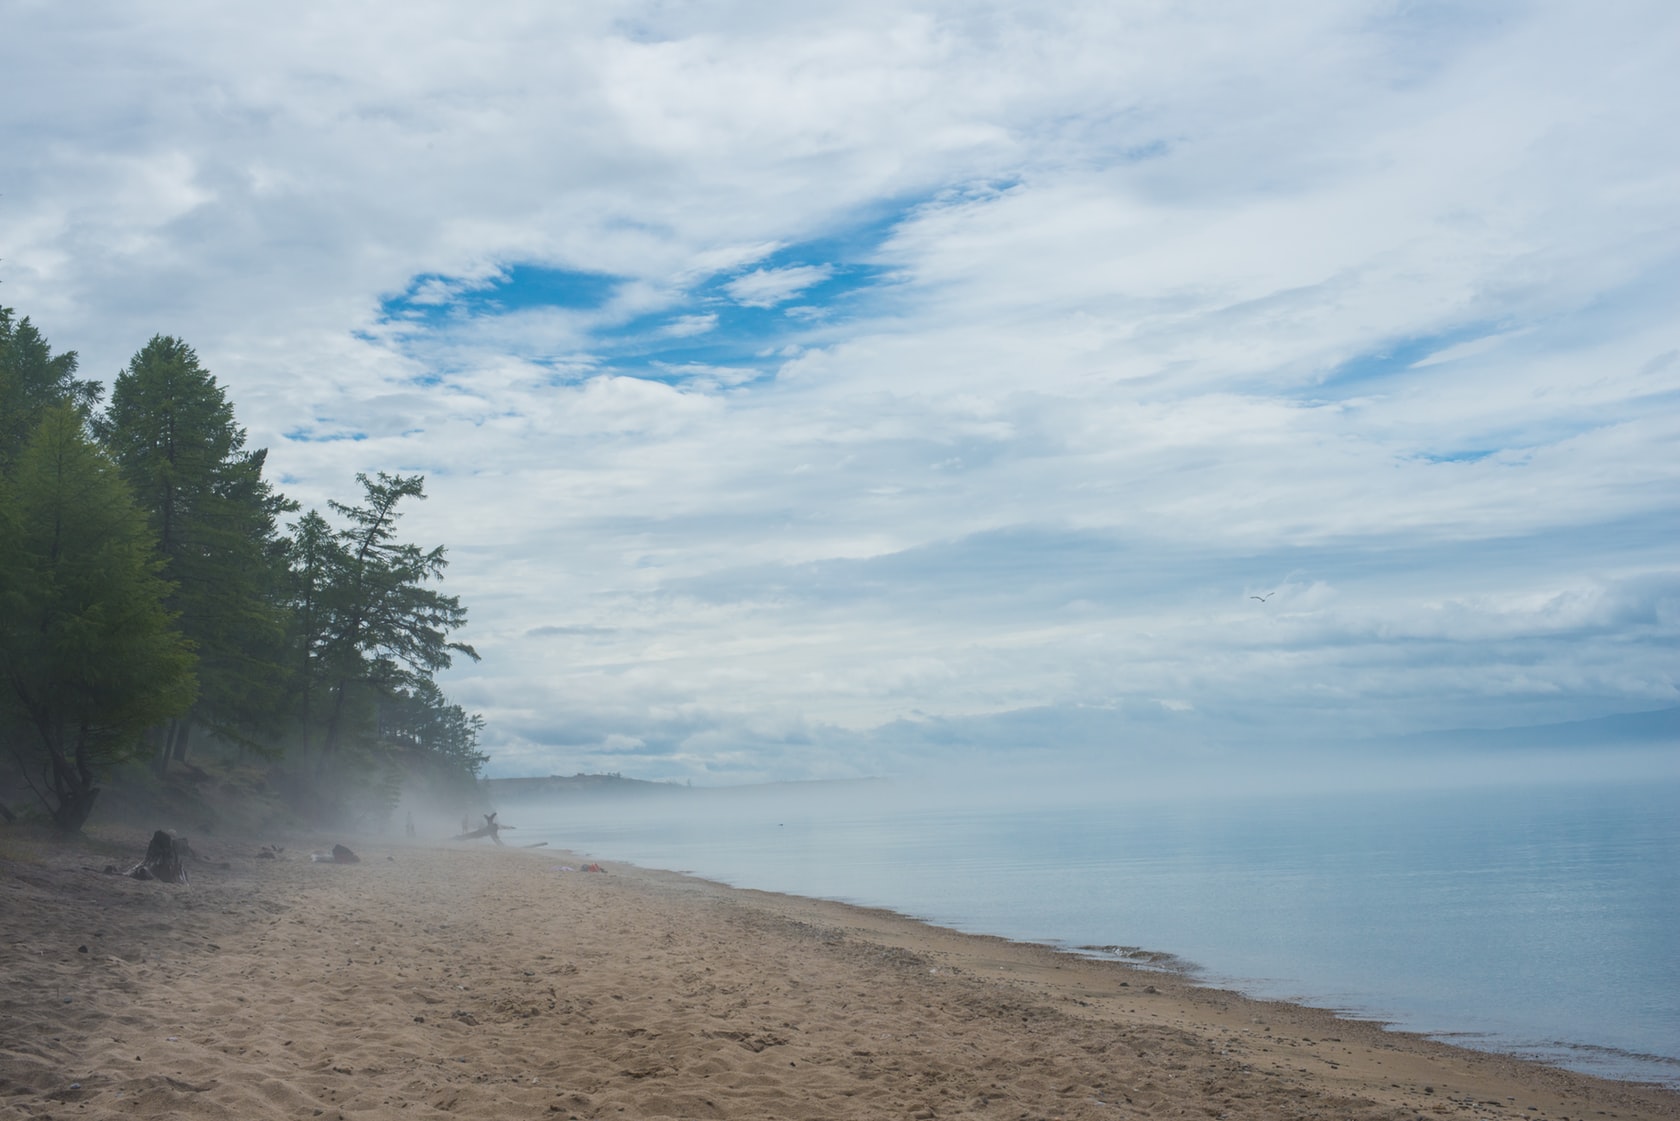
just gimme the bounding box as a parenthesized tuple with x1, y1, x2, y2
(1250, 592, 1274, 602)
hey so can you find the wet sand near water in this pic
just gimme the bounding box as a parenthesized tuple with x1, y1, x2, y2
(2, 831, 1675, 1120)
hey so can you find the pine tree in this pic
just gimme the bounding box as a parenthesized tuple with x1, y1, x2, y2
(283, 509, 337, 758)
(294, 473, 478, 774)
(0, 307, 102, 474)
(96, 336, 294, 771)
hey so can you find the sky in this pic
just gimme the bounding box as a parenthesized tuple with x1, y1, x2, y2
(3, 1, 1677, 784)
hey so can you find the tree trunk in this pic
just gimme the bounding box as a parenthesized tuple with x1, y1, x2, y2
(171, 718, 192, 765)
(50, 783, 99, 832)
(42, 723, 103, 832)
(152, 717, 193, 778)
(151, 724, 171, 778)
(317, 680, 349, 777)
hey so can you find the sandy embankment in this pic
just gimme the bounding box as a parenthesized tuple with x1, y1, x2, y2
(2, 831, 1675, 1121)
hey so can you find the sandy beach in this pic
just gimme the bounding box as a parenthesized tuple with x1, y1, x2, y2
(2, 829, 1675, 1121)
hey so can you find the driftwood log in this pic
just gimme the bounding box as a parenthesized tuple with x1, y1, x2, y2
(452, 811, 513, 845)
(129, 830, 191, 884)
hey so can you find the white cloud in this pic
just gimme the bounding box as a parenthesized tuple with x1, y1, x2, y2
(660, 313, 718, 337)
(3, 0, 1677, 781)
(722, 264, 835, 308)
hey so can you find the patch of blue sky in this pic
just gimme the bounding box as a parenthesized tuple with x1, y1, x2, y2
(1322, 253, 1680, 397)
(624, 263, 879, 338)
(375, 199, 923, 385)
(1296, 322, 1538, 405)
(594, 257, 899, 384)
(1316, 321, 1509, 391)
(381, 265, 620, 328)
(282, 425, 367, 443)
(801, 189, 959, 261)
(1415, 448, 1498, 464)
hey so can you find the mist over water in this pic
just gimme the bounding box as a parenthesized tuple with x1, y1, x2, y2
(508, 762, 1680, 1087)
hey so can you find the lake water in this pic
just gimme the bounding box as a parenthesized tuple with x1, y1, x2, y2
(513, 775, 1680, 1087)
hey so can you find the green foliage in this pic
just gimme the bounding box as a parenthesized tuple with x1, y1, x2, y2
(293, 472, 480, 770)
(0, 307, 102, 475)
(96, 336, 295, 763)
(0, 311, 490, 829)
(325, 473, 479, 688)
(283, 509, 337, 754)
(380, 680, 489, 781)
(0, 407, 197, 831)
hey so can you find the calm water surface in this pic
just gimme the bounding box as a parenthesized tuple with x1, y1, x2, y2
(516, 777, 1680, 1087)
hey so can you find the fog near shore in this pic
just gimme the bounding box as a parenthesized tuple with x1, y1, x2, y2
(490, 705, 1680, 829)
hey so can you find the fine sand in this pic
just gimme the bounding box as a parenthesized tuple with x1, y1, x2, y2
(2, 829, 1676, 1121)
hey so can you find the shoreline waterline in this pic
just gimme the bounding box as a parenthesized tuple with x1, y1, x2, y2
(508, 775, 1680, 1089)
(535, 846, 1680, 1091)
(4, 827, 1677, 1120)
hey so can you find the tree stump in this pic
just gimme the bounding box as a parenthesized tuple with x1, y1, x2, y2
(129, 830, 190, 884)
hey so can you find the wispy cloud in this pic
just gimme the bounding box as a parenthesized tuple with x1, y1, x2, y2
(4, 0, 1677, 781)
(660, 313, 717, 338)
(723, 264, 836, 308)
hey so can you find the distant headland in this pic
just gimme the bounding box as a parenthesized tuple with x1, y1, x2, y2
(483, 773, 889, 802)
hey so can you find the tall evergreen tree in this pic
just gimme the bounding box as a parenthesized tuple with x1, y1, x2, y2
(283, 509, 337, 758)
(295, 473, 478, 773)
(0, 307, 102, 474)
(0, 406, 197, 831)
(96, 336, 294, 770)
